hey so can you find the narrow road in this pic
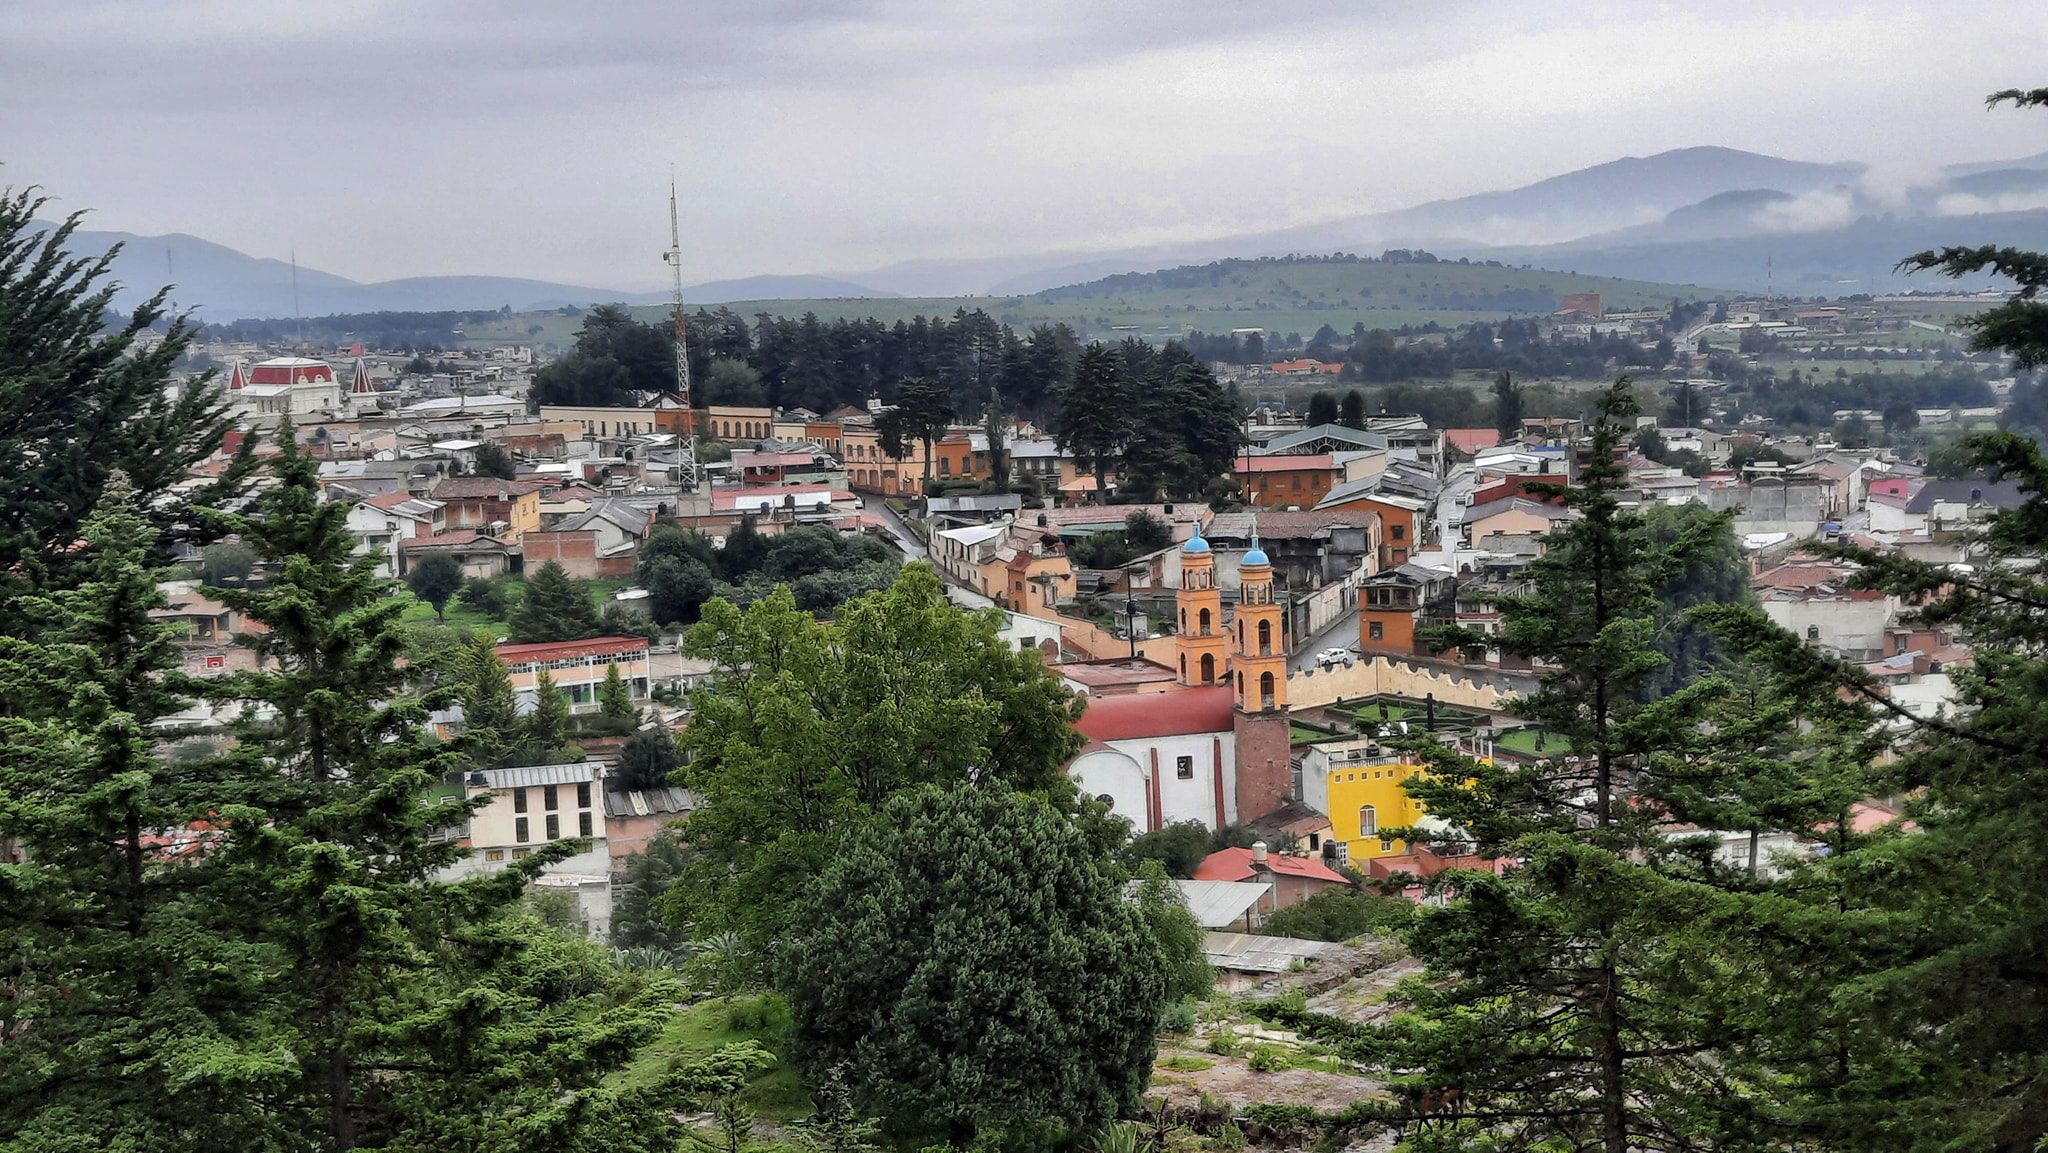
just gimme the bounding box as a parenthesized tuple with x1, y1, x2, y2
(1290, 609, 1361, 673)
(866, 498, 929, 561)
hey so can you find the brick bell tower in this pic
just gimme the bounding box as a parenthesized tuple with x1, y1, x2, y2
(1176, 528, 1228, 687)
(1232, 533, 1293, 824)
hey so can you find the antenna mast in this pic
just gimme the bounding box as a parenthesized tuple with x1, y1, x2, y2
(663, 179, 700, 492)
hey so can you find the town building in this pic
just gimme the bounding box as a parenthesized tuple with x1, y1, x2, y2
(495, 636, 652, 709)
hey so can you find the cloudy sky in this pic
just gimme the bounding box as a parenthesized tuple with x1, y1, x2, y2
(4, 0, 2046, 289)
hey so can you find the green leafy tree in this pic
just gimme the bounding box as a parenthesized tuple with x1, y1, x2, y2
(510, 559, 601, 642)
(616, 726, 683, 791)
(1054, 344, 1135, 501)
(471, 439, 517, 480)
(982, 383, 1012, 492)
(0, 189, 254, 609)
(1133, 859, 1213, 1001)
(704, 358, 767, 407)
(405, 550, 464, 621)
(526, 666, 571, 755)
(667, 566, 1084, 967)
(875, 376, 956, 506)
(1492, 369, 1524, 440)
(1125, 819, 1213, 878)
(642, 553, 718, 626)
(187, 429, 695, 1149)
(1121, 344, 1244, 501)
(200, 540, 259, 585)
(458, 574, 513, 619)
(1263, 888, 1415, 942)
(598, 660, 636, 719)
(1307, 391, 1340, 427)
(1642, 502, 1747, 697)
(781, 784, 1170, 1148)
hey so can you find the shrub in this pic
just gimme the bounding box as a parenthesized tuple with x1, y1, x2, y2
(1157, 1055, 1214, 1072)
(1207, 1035, 1239, 1057)
(1246, 1045, 1288, 1073)
(1160, 997, 1198, 1034)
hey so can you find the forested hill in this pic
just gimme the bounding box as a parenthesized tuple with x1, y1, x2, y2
(1024, 252, 1720, 314)
(454, 254, 1726, 351)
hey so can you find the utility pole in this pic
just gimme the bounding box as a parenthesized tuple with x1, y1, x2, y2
(663, 178, 701, 492)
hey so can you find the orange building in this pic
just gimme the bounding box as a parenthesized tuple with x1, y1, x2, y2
(1359, 564, 1457, 656)
(1236, 454, 1339, 509)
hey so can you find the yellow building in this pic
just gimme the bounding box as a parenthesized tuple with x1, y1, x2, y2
(1300, 736, 1430, 864)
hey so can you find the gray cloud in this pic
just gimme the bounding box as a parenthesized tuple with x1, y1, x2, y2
(4, 0, 2046, 290)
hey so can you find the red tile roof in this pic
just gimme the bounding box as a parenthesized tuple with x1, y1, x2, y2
(1444, 428, 1503, 455)
(494, 636, 650, 662)
(1074, 684, 1234, 742)
(1194, 847, 1348, 884)
(431, 478, 550, 500)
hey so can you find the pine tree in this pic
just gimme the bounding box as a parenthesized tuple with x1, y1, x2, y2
(460, 630, 521, 768)
(527, 666, 571, 756)
(510, 559, 601, 643)
(598, 660, 635, 720)
(1053, 344, 1134, 501)
(186, 429, 698, 1148)
(0, 478, 257, 1150)
(0, 190, 255, 612)
(1379, 381, 1747, 1152)
(1492, 369, 1524, 440)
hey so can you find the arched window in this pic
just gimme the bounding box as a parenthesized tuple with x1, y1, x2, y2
(1257, 619, 1273, 655)
(1179, 653, 1187, 678)
(1259, 670, 1276, 709)
(1358, 805, 1377, 838)
(1180, 607, 1187, 632)
(1199, 607, 1212, 635)
(1200, 652, 1215, 684)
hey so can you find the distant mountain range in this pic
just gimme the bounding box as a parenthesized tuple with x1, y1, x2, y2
(49, 144, 2048, 318)
(32, 225, 893, 321)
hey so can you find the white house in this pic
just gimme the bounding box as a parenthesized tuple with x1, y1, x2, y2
(442, 761, 613, 935)
(344, 492, 447, 578)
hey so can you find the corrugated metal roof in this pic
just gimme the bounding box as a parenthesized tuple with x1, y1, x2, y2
(1172, 880, 1272, 929)
(1203, 930, 1342, 973)
(602, 786, 697, 818)
(472, 762, 603, 789)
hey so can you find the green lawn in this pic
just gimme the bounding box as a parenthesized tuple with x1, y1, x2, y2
(615, 995, 811, 1121)
(395, 574, 633, 636)
(1494, 728, 1569, 757)
(1291, 724, 1339, 744)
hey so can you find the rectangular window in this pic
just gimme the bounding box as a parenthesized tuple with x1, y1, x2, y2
(515, 817, 529, 844)
(576, 782, 591, 808)
(513, 788, 528, 813)
(544, 785, 558, 810)
(546, 814, 560, 840)
(579, 811, 593, 837)
(1380, 837, 1394, 853)
(1369, 621, 1384, 640)
(512, 847, 529, 859)
(1391, 523, 1406, 540)
(485, 849, 505, 862)
(1176, 755, 1195, 780)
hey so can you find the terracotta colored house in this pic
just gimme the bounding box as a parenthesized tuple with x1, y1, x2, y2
(1236, 454, 1339, 509)
(1193, 843, 1349, 915)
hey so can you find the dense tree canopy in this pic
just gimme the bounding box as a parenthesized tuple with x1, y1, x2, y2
(781, 784, 1170, 1148)
(666, 567, 1084, 964)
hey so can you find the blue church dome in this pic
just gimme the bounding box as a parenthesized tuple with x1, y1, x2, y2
(1243, 540, 1269, 566)
(1182, 529, 1211, 554)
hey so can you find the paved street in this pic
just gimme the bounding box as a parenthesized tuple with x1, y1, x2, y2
(1291, 610, 1362, 673)
(866, 498, 929, 561)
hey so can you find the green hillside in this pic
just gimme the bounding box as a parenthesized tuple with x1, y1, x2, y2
(454, 255, 1728, 349)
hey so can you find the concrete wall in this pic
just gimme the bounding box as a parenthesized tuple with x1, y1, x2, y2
(1287, 654, 1535, 712)
(1761, 597, 1897, 659)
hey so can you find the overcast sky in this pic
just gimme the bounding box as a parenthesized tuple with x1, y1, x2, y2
(5, 0, 2046, 289)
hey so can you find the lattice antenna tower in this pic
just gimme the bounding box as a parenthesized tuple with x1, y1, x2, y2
(663, 178, 700, 491)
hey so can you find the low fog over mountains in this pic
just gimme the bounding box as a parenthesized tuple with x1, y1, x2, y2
(57, 145, 2048, 318)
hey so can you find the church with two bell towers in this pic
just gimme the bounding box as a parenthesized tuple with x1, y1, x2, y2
(1067, 526, 1297, 835)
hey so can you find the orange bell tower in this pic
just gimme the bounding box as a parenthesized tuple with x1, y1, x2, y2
(1232, 533, 1294, 824)
(1232, 536, 1287, 713)
(1176, 529, 1228, 686)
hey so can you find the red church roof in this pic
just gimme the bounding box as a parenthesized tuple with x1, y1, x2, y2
(1075, 684, 1234, 742)
(1194, 846, 1348, 884)
(249, 357, 336, 386)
